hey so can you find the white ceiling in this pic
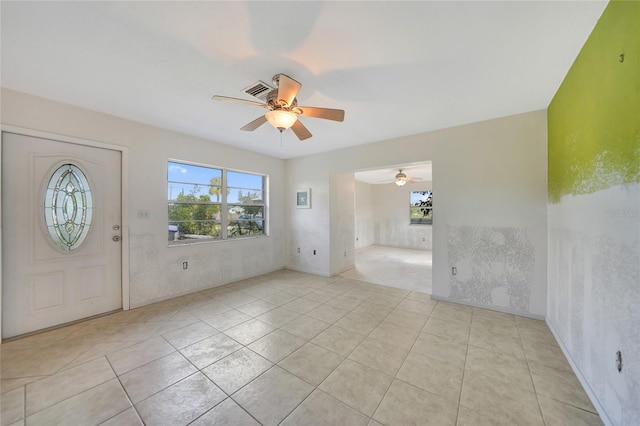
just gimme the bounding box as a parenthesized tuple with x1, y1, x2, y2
(355, 163, 432, 186)
(0, 1, 606, 160)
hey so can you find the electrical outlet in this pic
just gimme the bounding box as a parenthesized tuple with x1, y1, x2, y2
(452, 267, 457, 276)
(182, 261, 188, 270)
(616, 350, 623, 373)
(138, 209, 150, 219)
(297, 247, 300, 254)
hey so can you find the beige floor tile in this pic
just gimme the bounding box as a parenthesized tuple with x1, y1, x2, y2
(411, 332, 468, 368)
(223, 318, 276, 345)
(456, 406, 514, 425)
(150, 319, 203, 338)
(522, 339, 572, 372)
(261, 290, 300, 306)
(25, 379, 131, 426)
(26, 356, 115, 416)
(205, 309, 252, 331)
(119, 352, 197, 403)
(107, 336, 176, 375)
(161, 321, 218, 349)
(468, 329, 525, 360)
(460, 370, 544, 425)
(100, 407, 144, 425)
(1, 386, 24, 425)
(233, 366, 314, 426)
(374, 379, 458, 426)
(186, 300, 233, 320)
(281, 389, 370, 426)
(279, 343, 344, 386)
(397, 298, 437, 315)
(236, 300, 278, 317)
(305, 290, 340, 303)
(136, 372, 226, 426)
(529, 361, 596, 413)
(429, 304, 473, 324)
(1, 377, 46, 395)
(516, 316, 549, 330)
(319, 359, 393, 417)
(538, 395, 603, 426)
(397, 351, 463, 403)
(352, 302, 393, 321)
(423, 316, 471, 343)
(470, 320, 520, 339)
(384, 309, 429, 330)
(406, 291, 432, 303)
(216, 292, 258, 308)
(282, 297, 323, 314)
(518, 326, 559, 347)
(257, 307, 302, 327)
(280, 315, 331, 340)
(465, 345, 534, 393)
(348, 337, 408, 376)
(248, 330, 306, 363)
(180, 333, 243, 369)
(326, 295, 364, 311)
(335, 311, 381, 335)
(369, 320, 420, 351)
(307, 304, 349, 324)
(191, 398, 260, 426)
(368, 294, 403, 309)
(311, 325, 367, 357)
(202, 347, 272, 394)
(0, 343, 83, 379)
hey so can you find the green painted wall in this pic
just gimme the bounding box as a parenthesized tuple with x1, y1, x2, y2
(548, 0, 640, 203)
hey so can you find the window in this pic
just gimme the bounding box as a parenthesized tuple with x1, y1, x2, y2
(44, 163, 93, 251)
(168, 161, 266, 244)
(410, 190, 432, 225)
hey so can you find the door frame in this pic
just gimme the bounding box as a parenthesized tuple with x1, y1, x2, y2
(0, 125, 130, 341)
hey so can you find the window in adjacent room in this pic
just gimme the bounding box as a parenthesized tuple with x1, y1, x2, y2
(410, 190, 432, 225)
(167, 161, 266, 244)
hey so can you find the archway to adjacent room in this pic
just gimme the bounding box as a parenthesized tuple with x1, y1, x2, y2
(340, 162, 433, 294)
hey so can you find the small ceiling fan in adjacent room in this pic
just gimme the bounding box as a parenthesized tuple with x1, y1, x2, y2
(381, 169, 424, 186)
(212, 74, 345, 141)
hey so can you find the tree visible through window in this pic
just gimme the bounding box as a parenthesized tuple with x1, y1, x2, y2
(410, 190, 432, 225)
(168, 161, 266, 244)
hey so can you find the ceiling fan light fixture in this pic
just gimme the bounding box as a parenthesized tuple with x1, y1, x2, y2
(265, 110, 297, 131)
(395, 170, 408, 186)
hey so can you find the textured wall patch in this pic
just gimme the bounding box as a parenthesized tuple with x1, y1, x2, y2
(447, 226, 535, 312)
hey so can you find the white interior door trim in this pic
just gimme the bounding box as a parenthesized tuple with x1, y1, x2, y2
(0, 124, 130, 341)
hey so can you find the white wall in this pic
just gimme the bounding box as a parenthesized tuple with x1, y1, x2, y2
(547, 184, 640, 425)
(0, 88, 286, 315)
(354, 180, 375, 249)
(373, 181, 433, 250)
(287, 110, 548, 317)
(329, 173, 356, 275)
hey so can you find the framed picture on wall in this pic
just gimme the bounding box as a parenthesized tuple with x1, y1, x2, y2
(296, 188, 311, 208)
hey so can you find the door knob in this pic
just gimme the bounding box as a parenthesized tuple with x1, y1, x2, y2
(112, 236, 121, 242)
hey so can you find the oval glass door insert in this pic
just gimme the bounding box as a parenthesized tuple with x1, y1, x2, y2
(44, 163, 93, 251)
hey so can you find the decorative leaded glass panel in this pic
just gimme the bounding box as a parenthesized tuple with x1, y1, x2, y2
(44, 164, 93, 251)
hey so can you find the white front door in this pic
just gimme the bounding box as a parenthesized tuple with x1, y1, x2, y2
(2, 132, 122, 338)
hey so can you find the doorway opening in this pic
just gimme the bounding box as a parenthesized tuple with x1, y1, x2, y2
(341, 162, 433, 294)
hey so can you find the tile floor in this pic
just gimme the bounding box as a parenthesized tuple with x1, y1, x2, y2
(341, 246, 432, 294)
(1, 270, 602, 426)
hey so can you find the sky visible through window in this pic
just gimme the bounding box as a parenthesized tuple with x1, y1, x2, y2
(168, 162, 262, 203)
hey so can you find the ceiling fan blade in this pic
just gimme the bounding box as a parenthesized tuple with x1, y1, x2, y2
(212, 95, 266, 108)
(277, 74, 301, 107)
(241, 115, 267, 131)
(291, 120, 312, 141)
(297, 106, 345, 122)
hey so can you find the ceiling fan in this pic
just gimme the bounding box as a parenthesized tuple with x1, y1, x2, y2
(380, 169, 424, 186)
(212, 74, 345, 141)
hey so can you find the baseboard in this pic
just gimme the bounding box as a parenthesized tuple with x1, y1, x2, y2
(545, 319, 613, 426)
(428, 295, 546, 320)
